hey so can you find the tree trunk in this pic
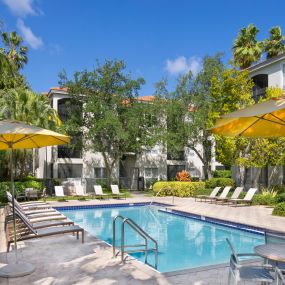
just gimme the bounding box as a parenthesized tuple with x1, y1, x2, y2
(252, 168, 262, 189)
(101, 152, 117, 188)
(238, 165, 246, 187)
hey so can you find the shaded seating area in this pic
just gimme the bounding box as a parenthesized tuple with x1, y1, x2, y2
(226, 238, 285, 284)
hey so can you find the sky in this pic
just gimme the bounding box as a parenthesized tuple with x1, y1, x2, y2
(1, 0, 285, 95)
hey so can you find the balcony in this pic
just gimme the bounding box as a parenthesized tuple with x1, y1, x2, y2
(167, 151, 185, 161)
(58, 146, 82, 159)
(252, 87, 266, 103)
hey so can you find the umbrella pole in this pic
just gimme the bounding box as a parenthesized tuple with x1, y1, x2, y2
(10, 148, 18, 262)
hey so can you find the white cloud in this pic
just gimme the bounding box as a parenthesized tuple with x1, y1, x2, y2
(2, 0, 36, 17)
(165, 56, 202, 76)
(17, 19, 43, 49)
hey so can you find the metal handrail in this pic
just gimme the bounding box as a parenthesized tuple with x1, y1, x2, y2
(112, 215, 158, 269)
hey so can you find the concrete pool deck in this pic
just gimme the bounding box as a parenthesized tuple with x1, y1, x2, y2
(1, 194, 284, 285)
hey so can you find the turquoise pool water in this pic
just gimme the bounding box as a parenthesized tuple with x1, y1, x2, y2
(60, 205, 264, 273)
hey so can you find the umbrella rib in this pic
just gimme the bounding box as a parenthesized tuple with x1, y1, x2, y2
(29, 136, 40, 148)
(239, 116, 263, 136)
(269, 113, 285, 124)
(50, 135, 69, 144)
(254, 116, 285, 126)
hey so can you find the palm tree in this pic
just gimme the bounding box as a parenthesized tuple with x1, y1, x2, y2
(0, 88, 60, 129)
(232, 24, 263, 69)
(0, 31, 28, 69)
(264, 26, 285, 59)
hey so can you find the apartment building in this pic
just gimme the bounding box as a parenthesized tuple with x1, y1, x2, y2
(232, 54, 285, 188)
(35, 87, 220, 191)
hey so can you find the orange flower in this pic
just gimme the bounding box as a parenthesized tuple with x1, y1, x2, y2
(176, 170, 191, 182)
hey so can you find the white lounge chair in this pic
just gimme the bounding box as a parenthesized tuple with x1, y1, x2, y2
(207, 186, 232, 203)
(111, 185, 126, 199)
(94, 185, 109, 199)
(215, 187, 243, 204)
(195, 187, 221, 202)
(54, 186, 65, 198)
(229, 187, 257, 206)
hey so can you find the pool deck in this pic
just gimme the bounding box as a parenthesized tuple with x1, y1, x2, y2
(1, 194, 284, 285)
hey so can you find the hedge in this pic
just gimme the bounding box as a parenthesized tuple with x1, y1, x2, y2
(205, 178, 235, 189)
(0, 180, 43, 203)
(212, 170, 232, 178)
(153, 181, 206, 197)
(272, 202, 285, 217)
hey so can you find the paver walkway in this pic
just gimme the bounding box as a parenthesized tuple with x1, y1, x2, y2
(0, 194, 283, 285)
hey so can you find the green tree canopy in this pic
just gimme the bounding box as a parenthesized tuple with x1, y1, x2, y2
(264, 26, 285, 59)
(60, 59, 159, 184)
(232, 24, 263, 69)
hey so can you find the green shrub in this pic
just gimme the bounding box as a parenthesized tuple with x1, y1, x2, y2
(153, 181, 205, 197)
(272, 185, 285, 194)
(276, 193, 285, 203)
(273, 202, 285, 216)
(145, 178, 158, 189)
(205, 178, 235, 189)
(252, 188, 278, 206)
(0, 179, 43, 203)
(212, 170, 232, 178)
(191, 177, 200, 182)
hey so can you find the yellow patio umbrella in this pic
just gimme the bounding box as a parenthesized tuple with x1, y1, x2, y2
(211, 97, 285, 137)
(0, 120, 70, 278)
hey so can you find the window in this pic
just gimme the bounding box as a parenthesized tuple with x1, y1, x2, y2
(58, 163, 82, 178)
(167, 165, 185, 180)
(144, 167, 158, 178)
(94, 167, 107, 178)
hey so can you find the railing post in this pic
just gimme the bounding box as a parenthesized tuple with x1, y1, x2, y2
(112, 218, 116, 257)
(121, 220, 125, 263)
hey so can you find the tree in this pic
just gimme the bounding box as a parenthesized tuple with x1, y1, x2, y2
(264, 26, 285, 59)
(61, 59, 157, 185)
(154, 54, 224, 179)
(232, 24, 263, 69)
(0, 31, 28, 69)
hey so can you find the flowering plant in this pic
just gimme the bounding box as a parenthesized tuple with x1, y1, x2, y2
(176, 170, 191, 182)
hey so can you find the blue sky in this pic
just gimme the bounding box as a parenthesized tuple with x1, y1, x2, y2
(1, 0, 285, 95)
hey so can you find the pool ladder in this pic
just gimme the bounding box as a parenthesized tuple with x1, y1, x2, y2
(112, 215, 158, 269)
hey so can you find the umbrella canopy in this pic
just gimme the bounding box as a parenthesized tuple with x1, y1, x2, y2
(0, 119, 70, 149)
(211, 97, 285, 137)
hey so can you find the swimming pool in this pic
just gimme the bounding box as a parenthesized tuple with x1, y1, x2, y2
(59, 204, 265, 273)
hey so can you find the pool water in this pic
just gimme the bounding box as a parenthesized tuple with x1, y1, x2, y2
(60, 206, 264, 273)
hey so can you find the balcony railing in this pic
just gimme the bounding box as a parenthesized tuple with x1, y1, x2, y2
(58, 146, 82, 159)
(252, 87, 266, 102)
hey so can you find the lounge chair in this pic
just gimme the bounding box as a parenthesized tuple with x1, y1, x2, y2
(6, 209, 84, 252)
(5, 206, 74, 230)
(94, 185, 109, 199)
(111, 184, 126, 199)
(226, 238, 274, 285)
(195, 187, 221, 202)
(207, 186, 231, 203)
(215, 187, 243, 204)
(229, 188, 257, 206)
(54, 186, 65, 198)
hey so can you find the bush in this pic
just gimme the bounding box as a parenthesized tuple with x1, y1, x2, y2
(0, 179, 43, 203)
(276, 192, 285, 203)
(191, 177, 200, 182)
(272, 185, 285, 194)
(205, 178, 235, 189)
(176, 170, 191, 182)
(212, 170, 232, 178)
(252, 188, 278, 206)
(153, 181, 205, 197)
(145, 178, 158, 189)
(273, 202, 285, 216)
